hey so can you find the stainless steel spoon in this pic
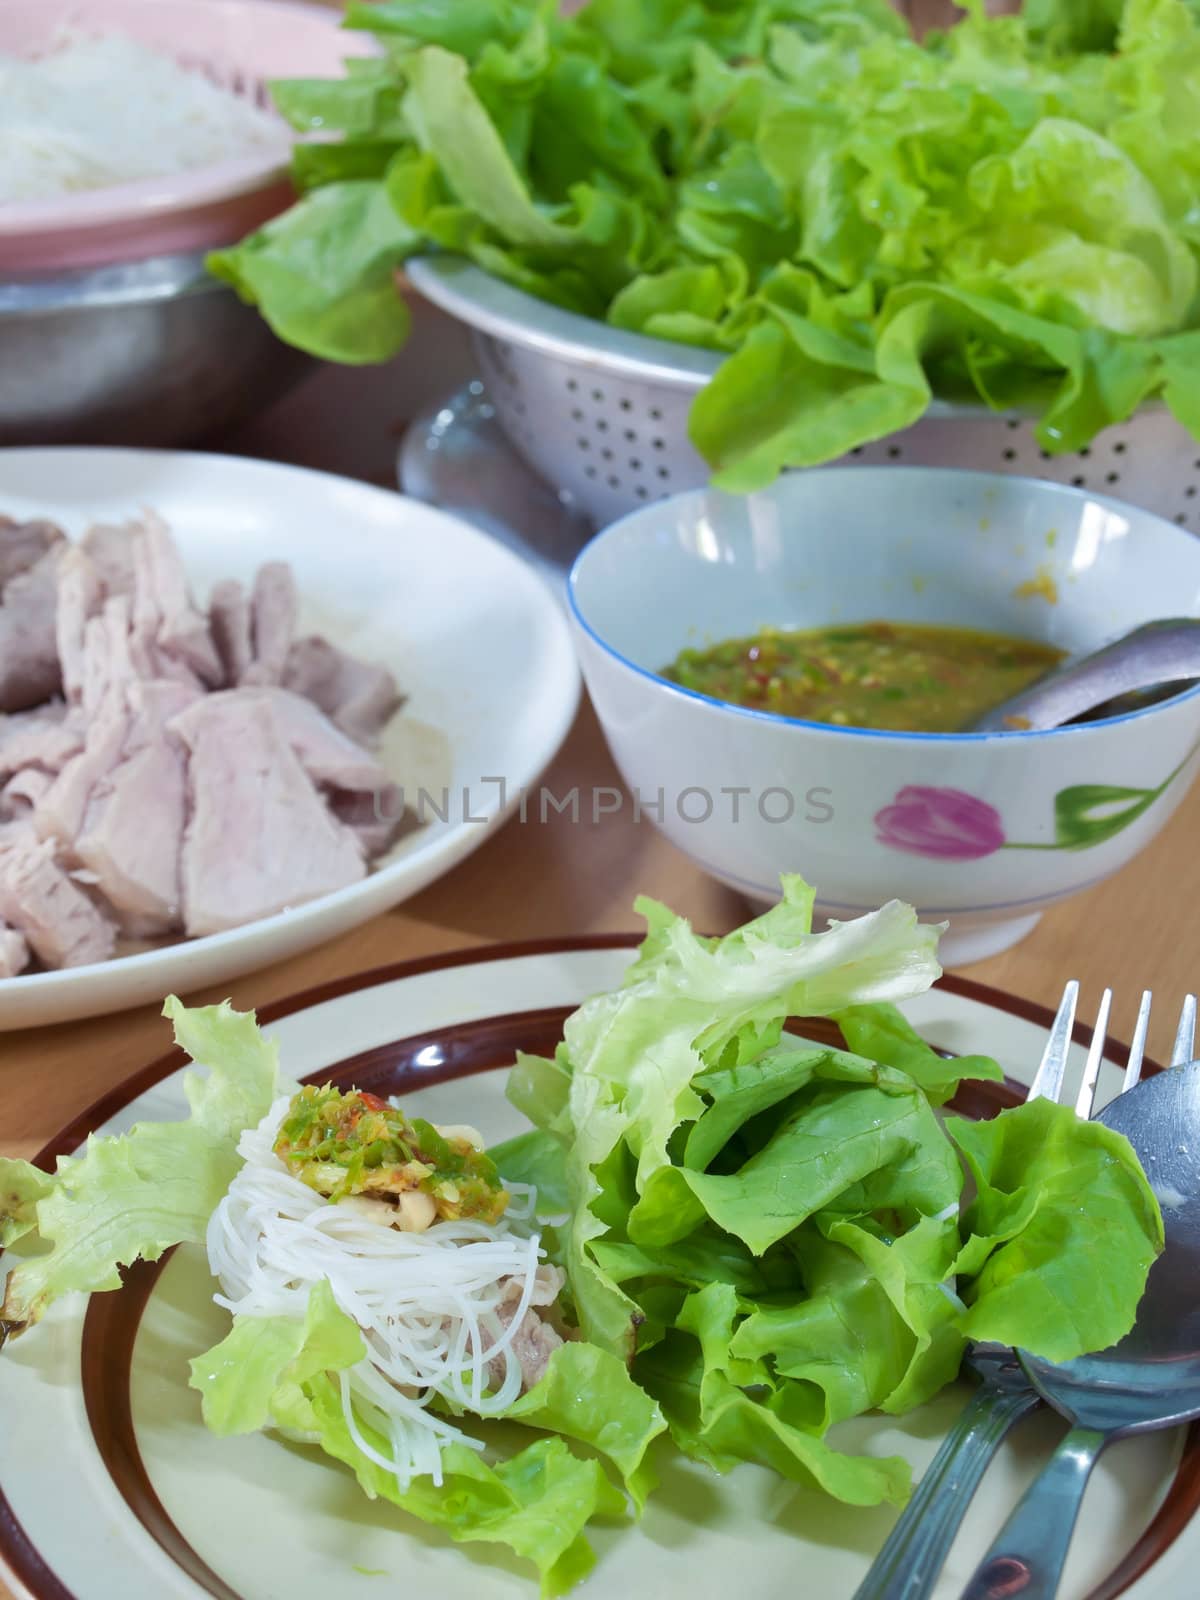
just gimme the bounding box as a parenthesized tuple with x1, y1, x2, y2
(959, 1062, 1200, 1600)
(970, 618, 1200, 732)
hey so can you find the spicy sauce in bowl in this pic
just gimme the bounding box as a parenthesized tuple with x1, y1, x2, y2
(662, 622, 1064, 733)
(569, 466, 1200, 965)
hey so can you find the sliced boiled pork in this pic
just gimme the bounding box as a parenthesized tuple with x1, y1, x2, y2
(283, 634, 401, 747)
(74, 680, 198, 936)
(0, 516, 64, 588)
(0, 506, 406, 975)
(0, 702, 83, 783)
(170, 693, 366, 937)
(0, 547, 63, 712)
(209, 578, 253, 686)
(0, 918, 29, 978)
(242, 561, 297, 687)
(0, 827, 116, 969)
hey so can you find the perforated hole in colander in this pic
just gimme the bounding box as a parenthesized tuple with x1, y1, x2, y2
(525, 369, 690, 506)
(476, 340, 541, 458)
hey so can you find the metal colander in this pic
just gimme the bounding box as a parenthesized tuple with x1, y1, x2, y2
(406, 255, 1200, 532)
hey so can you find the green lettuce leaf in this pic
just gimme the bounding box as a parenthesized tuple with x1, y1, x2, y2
(506, 1341, 667, 1510)
(812, 1216, 965, 1413)
(683, 1043, 852, 1170)
(502, 872, 1162, 1523)
(962, 118, 1196, 336)
(505, 1048, 573, 1135)
(403, 46, 575, 251)
(0, 1157, 53, 1249)
(1024, 0, 1130, 52)
(490, 1126, 571, 1215)
(190, 1278, 365, 1435)
(550, 876, 943, 1358)
(343, 0, 535, 59)
(629, 1045, 961, 1253)
(648, 1071, 959, 1256)
(269, 70, 408, 140)
(731, 1222, 963, 1426)
(638, 1282, 911, 1507)
(208, 181, 417, 363)
(192, 1276, 634, 1599)
(565, 877, 941, 1184)
(282, 1374, 625, 1598)
(949, 1097, 1165, 1359)
(833, 1002, 1003, 1107)
(208, 0, 1200, 481)
(1, 998, 279, 1338)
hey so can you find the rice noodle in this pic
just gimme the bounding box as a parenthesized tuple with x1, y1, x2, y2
(206, 1097, 553, 1489)
(0, 32, 291, 205)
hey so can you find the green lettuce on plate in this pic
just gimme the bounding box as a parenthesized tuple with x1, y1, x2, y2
(0, 997, 282, 1338)
(182, 1238, 663, 1599)
(209, 0, 1200, 484)
(190, 1281, 659, 1595)
(0, 876, 1164, 1591)
(0, 998, 662, 1598)
(494, 875, 1163, 1507)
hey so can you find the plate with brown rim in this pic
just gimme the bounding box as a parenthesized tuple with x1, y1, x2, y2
(0, 936, 1194, 1600)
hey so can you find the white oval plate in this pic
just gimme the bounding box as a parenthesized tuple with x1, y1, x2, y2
(0, 943, 1193, 1600)
(0, 449, 578, 1029)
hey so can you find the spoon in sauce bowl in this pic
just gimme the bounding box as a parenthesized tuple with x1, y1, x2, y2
(969, 618, 1200, 732)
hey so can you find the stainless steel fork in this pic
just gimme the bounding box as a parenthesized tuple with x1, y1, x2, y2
(853, 981, 1189, 1600)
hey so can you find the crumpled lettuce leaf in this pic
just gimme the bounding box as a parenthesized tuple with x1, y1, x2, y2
(0, 1158, 53, 1250)
(211, 0, 1200, 480)
(190, 1278, 365, 1435)
(509, 873, 1162, 1513)
(0, 997, 280, 1338)
(505, 1341, 666, 1510)
(732, 1218, 964, 1423)
(208, 181, 417, 363)
(949, 1097, 1165, 1359)
(491, 1125, 571, 1215)
(641, 1282, 911, 1507)
(293, 1377, 624, 1598)
(191, 1280, 653, 1597)
(628, 1045, 961, 1254)
(553, 876, 942, 1359)
(833, 1001, 1003, 1108)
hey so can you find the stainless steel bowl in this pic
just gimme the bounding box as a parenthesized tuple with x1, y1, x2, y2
(0, 252, 313, 446)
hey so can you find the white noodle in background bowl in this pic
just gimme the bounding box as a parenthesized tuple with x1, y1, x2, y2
(0, 0, 372, 272)
(0, 0, 375, 446)
(569, 467, 1200, 966)
(0, 449, 579, 1030)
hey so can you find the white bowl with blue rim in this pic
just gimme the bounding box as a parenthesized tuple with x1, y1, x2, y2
(567, 466, 1200, 965)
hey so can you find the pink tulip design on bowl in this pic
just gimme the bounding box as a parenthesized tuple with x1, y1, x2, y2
(874, 786, 1006, 861)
